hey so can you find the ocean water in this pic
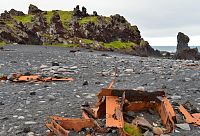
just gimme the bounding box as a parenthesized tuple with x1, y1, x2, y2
(152, 46, 200, 52)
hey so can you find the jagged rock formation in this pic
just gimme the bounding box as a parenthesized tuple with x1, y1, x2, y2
(9, 9, 25, 16)
(28, 4, 43, 15)
(50, 12, 65, 35)
(0, 4, 161, 57)
(175, 32, 200, 60)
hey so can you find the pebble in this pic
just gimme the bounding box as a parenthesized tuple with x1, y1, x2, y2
(184, 78, 192, 82)
(47, 95, 56, 101)
(176, 123, 191, 131)
(18, 116, 25, 119)
(26, 132, 34, 136)
(26, 100, 31, 105)
(83, 80, 89, 86)
(170, 95, 182, 100)
(153, 127, 163, 135)
(144, 130, 154, 136)
(124, 68, 133, 73)
(25, 121, 37, 125)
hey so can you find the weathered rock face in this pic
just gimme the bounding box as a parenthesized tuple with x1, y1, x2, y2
(177, 32, 190, 53)
(9, 9, 25, 16)
(29, 13, 48, 33)
(71, 15, 141, 43)
(50, 12, 65, 35)
(0, 21, 42, 45)
(131, 40, 161, 57)
(0, 10, 12, 21)
(175, 32, 200, 60)
(28, 4, 42, 15)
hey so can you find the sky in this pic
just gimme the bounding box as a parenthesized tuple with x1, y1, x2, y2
(0, 0, 200, 46)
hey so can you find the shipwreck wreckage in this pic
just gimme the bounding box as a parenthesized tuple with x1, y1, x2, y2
(1, 73, 200, 136)
(45, 79, 200, 136)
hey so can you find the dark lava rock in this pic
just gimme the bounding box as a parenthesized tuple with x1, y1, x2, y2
(177, 32, 190, 53)
(52, 61, 59, 66)
(175, 32, 200, 60)
(83, 80, 89, 86)
(9, 9, 25, 16)
(28, 4, 43, 15)
(0, 10, 12, 21)
(50, 11, 65, 35)
(30, 91, 36, 95)
(73, 5, 89, 18)
(0, 102, 4, 105)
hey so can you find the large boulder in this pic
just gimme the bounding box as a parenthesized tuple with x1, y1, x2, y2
(28, 4, 42, 15)
(176, 32, 190, 53)
(175, 32, 200, 60)
(49, 12, 65, 35)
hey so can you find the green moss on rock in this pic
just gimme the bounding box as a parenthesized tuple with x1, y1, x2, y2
(100, 40, 137, 49)
(13, 15, 33, 23)
(124, 122, 142, 136)
(79, 16, 98, 24)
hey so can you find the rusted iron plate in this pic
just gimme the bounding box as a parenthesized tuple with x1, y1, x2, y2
(0, 76, 7, 80)
(46, 119, 69, 136)
(106, 96, 124, 128)
(124, 101, 155, 112)
(98, 88, 165, 102)
(49, 116, 96, 132)
(13, 75, 40, 82)
(179, 105, 200, 126)
(156, 97, 176, 132)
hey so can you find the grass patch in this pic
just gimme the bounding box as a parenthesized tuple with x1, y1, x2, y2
(45, 11, 73, 28)
(79, 16, 98, 24)
(0, 41, 6, 46)
(81, 39, 94, 44)
(124, 122, 142, 136)
(100, 40, 137, 49)
(13, 15, 33, 23)
(43, 43, 79, 47)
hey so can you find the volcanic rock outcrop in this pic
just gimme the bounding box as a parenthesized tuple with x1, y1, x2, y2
(175, 32, 200, 60)
(0, 4, 161, 57)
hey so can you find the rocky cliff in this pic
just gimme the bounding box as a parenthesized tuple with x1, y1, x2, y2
(0, 4, 161, 57)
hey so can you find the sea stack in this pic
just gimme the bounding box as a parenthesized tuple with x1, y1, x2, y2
(175, 32, 200, 60)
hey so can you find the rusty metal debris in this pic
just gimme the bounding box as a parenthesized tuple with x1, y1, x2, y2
(0, 74, 74, 82)
(46, 80, 177, 136)
(179, 104, 200, 126)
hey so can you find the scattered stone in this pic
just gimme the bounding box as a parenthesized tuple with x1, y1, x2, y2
(30, 92, 36, 95)
(23, 127, 31, 133)
(47, 94, 56, 101)
(83, 80, 89, 86)
(135, 86, 145, 91)
(24, 121, 37, 125)
(26, 132, 34, 136)
(0, 101, 4, 105)
(143, 130, 154, 136)
(132, 116, 153, 130)
(18, 116, 25, 119)
(176, 123, 191, 131)
(152, 127, 163, 135)
(124, 68, 133, 73)
(40, 64, 48, 69)
(170, 95, 182, 100)
(52, 62, 59, 66)
(184, 78, 192, 82)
